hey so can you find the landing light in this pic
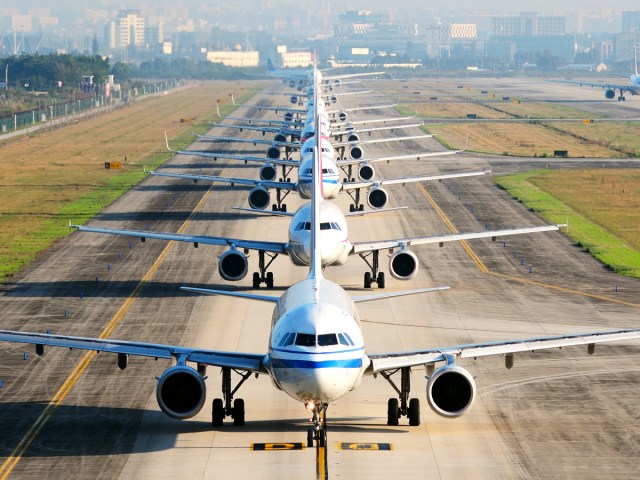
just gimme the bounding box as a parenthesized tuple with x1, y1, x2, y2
(306, 401, 316, 411)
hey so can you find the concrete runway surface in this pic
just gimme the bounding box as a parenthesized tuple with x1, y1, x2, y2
(0, 78, 639, 479)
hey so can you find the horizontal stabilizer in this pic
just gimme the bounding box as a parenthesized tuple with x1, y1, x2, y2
(180, 286, 280, 303)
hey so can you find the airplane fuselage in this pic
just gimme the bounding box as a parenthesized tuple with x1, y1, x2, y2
(267, 277, 368, 403)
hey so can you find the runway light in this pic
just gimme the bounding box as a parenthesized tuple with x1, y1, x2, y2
(529, 266, 533, 273)
(80, 292, 84, 299)
(23, 352, 27, 361)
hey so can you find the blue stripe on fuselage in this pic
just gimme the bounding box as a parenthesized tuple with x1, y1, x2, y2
(271, 357, 363, 369)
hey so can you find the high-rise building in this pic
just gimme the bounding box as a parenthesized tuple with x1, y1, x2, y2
(621, 11, 640, 33)
(492, 13, 565, 36)
(109, 10, 145, 49)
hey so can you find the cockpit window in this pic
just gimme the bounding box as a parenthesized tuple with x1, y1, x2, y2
(331, 222, 341, 230)
(320, 222, 331, 230)
(318, 334, 338, 346)
(342, 333, 355, 346)
(295, 333, 316, 347)
(278, 332, 296, 347)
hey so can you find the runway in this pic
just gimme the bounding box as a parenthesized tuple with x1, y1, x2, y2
(1, 78, 640, 479)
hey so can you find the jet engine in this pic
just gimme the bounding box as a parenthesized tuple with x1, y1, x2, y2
(248, 186, 270, 210)
(330, 95, 338, 104)
(218, 249, 249, 281)
(290, 95, 298, 104)
(605, 89, 616, 100)
(426, 364, 476, 417)
(259, 163, 277, 181)
(266, 145, 281, 160)
(334, 79, 342, 87)
(273, 133, 287, 143)
(367, 186, 388, 209)
(349, 145, 364, 160)
(389, 250, 419, 280)
(156, 365, 206, 420)
(338, 110, 348, 122)
(358, 163, 375, 181)
(347, 133, 360, 143)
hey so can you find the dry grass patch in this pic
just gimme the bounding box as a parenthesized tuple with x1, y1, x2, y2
(0, 81, 261, 282)
(425, 123, 624, 157)
(549, 122, 640, 156)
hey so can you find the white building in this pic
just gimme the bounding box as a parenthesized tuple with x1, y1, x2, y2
(206, 51, 259, 67)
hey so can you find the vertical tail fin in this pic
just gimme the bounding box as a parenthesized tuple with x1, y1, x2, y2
(308, 68, 323, 285)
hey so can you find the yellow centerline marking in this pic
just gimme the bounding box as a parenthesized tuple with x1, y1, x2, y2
(415, 183, 639, 307)
(0, 182, 217, 479)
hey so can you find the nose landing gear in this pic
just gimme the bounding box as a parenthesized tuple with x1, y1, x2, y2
(306, 402, 328, 448)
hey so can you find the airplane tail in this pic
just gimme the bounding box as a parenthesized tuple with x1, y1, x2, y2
(308, 69, 323, 285)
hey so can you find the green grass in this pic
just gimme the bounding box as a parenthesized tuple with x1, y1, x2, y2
(495, 171, 640, 278)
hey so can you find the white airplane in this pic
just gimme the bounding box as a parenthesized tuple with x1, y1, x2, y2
(548, 49, 639, 101)
(4, 113, 640, 448)
(162, 134, 467, 212)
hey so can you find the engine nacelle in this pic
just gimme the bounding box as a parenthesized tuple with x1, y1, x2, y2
(330, 95, 338, 104)
(334, 79, 342, 87)
(266, 146, 281, 160)
(273, 133, 287, 143)
(218, 249, 249, 281)
(290, 95, 298, 104)
(347, 133, 360, 143)
(350, 145, 363, 160)
(248, 186, 270, 210)
(427, 364, 476, 417)
(389, 250, 419, 280)
(338, 110, 348, 122)
(367, 186, 388, 209)
(260, 163, 277, 181)
(284, 112, 294, 122)
(605, 89, 616, 99)
(156, 365, 206, 420)
(358, 163, 375, 181)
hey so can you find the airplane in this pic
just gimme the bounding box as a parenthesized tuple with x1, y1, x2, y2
(548, 48, 639, 101)
(3, 110, 640, 449)
(163, 134, 466, 212)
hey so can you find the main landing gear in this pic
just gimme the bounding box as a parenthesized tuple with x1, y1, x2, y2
(211, 367, 252, 427)
(359, 250, 386, 289)
(271, 187, 291, 213)
(306, 402, 328, 448)
(252, 251, 278, 289)
(380, 367, 421, 426)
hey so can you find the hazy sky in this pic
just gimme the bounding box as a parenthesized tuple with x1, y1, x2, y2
(1, 0, 639, 14)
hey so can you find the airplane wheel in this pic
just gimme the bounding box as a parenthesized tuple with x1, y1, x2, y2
(272, 204, 279, 211)
(364, 272, 372, 289)
(387, 398, 399, 426)
(281, 204, 287, 213)
(307, 429, 314, 448)
(408, 398, 421, 426)
(233, 398, 245, 426)
(252, 272, 260, 288)
(377, 272, 385, 289)
(358, 204, 364, 211)
(286, 178, 291, 182)
(266, 272, 274, 289)
(349, 204, 355, 213)
(212, 398, 224, 427)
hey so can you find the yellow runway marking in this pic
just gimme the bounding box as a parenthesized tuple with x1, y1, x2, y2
(415, 183, 639, 308)
(0, 184, 217, 479)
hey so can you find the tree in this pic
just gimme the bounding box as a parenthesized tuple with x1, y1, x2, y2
(110, 62, 131, 84)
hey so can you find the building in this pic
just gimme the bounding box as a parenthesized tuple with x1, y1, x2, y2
(334, 10, 422, 61)
(621, 11, 640, 33)
(492, 13, 565, 36)
(11, 15, 32, 33)
(276, 46, 313, 68)
(108, 10, 145, 50)
(206, 50, 259, 67)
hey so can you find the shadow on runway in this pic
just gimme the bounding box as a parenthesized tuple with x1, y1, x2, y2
(88, 209, 249, 223)
(0, 402, 407, 458)
(2, 281, 289, 298)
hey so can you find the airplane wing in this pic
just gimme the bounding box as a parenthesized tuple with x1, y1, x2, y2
(351, 224, 564, 254)
(195, 134, 298, 148)
(146, 170, 298, 191)
(547, 79, 639, 95)
(332, 123, 425, 136)
(327, 103, 397, 114)
(210, 122, 284, 134)
(332, 134, 433, 147)
(336, 150, 463, 167)
(343, 170, 489, 192)
(0, 330, 268, 374)
(70, 224, 288, 255)
(366, 329, 640, 374)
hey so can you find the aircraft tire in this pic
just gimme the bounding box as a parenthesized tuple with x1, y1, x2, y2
(364, 272, 372, 289)
(212, 398, 224, 427)
(233, 398, 245, 426)
(408, 398, 421, 426)
(377, 272, 385, 288)
(266, 272, 274, 289)
(387, 398, 399, 426)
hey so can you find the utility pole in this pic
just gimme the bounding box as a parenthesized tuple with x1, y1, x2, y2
(4, 64, 7, 91)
